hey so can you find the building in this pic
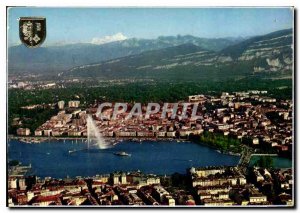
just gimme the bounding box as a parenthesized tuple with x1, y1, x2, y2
(203, 199, 234, 206)
(152, 185, 170, 203)
(58, 101, 65, 110)
(34, 129, 43, 136)
(165, 195, 175, 206)
(111, 172, 127, 185)
(249, 188, 267, 204)
(43, 129, 52, 137)
(8, 177, 17, 189)
(18, 178, 27, 190)
(68, 101, 80, 108)
(16, 128, 31, 136)
(190, 167, 225, 178)
(188, 95, 206, 103)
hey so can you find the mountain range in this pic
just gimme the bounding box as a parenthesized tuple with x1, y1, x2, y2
(8, 35, 243, 74)
(63, 29, 293, 81)
(8, 29, 293, 81)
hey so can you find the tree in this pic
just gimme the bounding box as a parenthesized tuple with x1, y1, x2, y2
(255, 156, 274, 168)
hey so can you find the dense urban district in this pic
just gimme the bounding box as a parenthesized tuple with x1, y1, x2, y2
(8, 89, 293, 206)
(13, 90, 292, 157)
(8, 165, 293, 206)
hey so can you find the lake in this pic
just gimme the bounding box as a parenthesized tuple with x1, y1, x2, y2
(8, 139, 241, 178)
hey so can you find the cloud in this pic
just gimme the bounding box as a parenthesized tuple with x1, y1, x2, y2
(91, 33, 127, 45)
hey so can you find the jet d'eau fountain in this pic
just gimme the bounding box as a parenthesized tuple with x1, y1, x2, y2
(68, 115, 113, 154)
(87, 115, 112, 149)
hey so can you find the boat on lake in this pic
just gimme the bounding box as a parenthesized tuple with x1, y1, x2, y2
(68, 149, 76, 154)
(68, 148, 87, 154)
(114, 151, 131, 157)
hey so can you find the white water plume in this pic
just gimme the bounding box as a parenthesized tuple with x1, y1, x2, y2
(87, 115, 112, 149)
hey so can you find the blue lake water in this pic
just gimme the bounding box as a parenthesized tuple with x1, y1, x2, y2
(8, 140, 240, 178)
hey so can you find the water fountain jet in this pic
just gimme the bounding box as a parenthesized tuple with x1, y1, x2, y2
(87, 115, 112, 149)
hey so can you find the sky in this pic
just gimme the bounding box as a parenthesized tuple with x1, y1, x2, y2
(7, 7, 293, 46)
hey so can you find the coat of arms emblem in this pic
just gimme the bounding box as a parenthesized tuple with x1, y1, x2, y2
(19, 17, 46, 48)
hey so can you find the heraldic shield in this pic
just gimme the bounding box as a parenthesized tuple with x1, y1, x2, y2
(19, 17, 46, 48)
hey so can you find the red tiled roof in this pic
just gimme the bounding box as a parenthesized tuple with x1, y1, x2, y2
(34, 195, 60, 203)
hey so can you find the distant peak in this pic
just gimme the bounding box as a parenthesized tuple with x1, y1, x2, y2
(90, 33, 127, 45)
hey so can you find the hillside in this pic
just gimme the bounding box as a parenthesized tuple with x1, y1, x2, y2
(63, 43, 226, 80)
(221, 29, 293, 73)
(63, 29, 293, 81)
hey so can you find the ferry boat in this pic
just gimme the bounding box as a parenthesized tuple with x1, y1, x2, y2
(114, 151, 131, 157)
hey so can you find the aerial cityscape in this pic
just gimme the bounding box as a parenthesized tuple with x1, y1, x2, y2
(7, 7, 294, 207)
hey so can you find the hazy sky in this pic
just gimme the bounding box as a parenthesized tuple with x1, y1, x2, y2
(7, 7, 293, 46)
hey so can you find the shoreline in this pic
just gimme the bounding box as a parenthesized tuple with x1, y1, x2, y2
(7, 135, 190, 143)
(191, 138, 242, 157)
(8, 135, 188, 140)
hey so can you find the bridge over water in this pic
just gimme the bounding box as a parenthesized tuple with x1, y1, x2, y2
(237, 145, 278, 174)
(251, 153, 278, 157)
